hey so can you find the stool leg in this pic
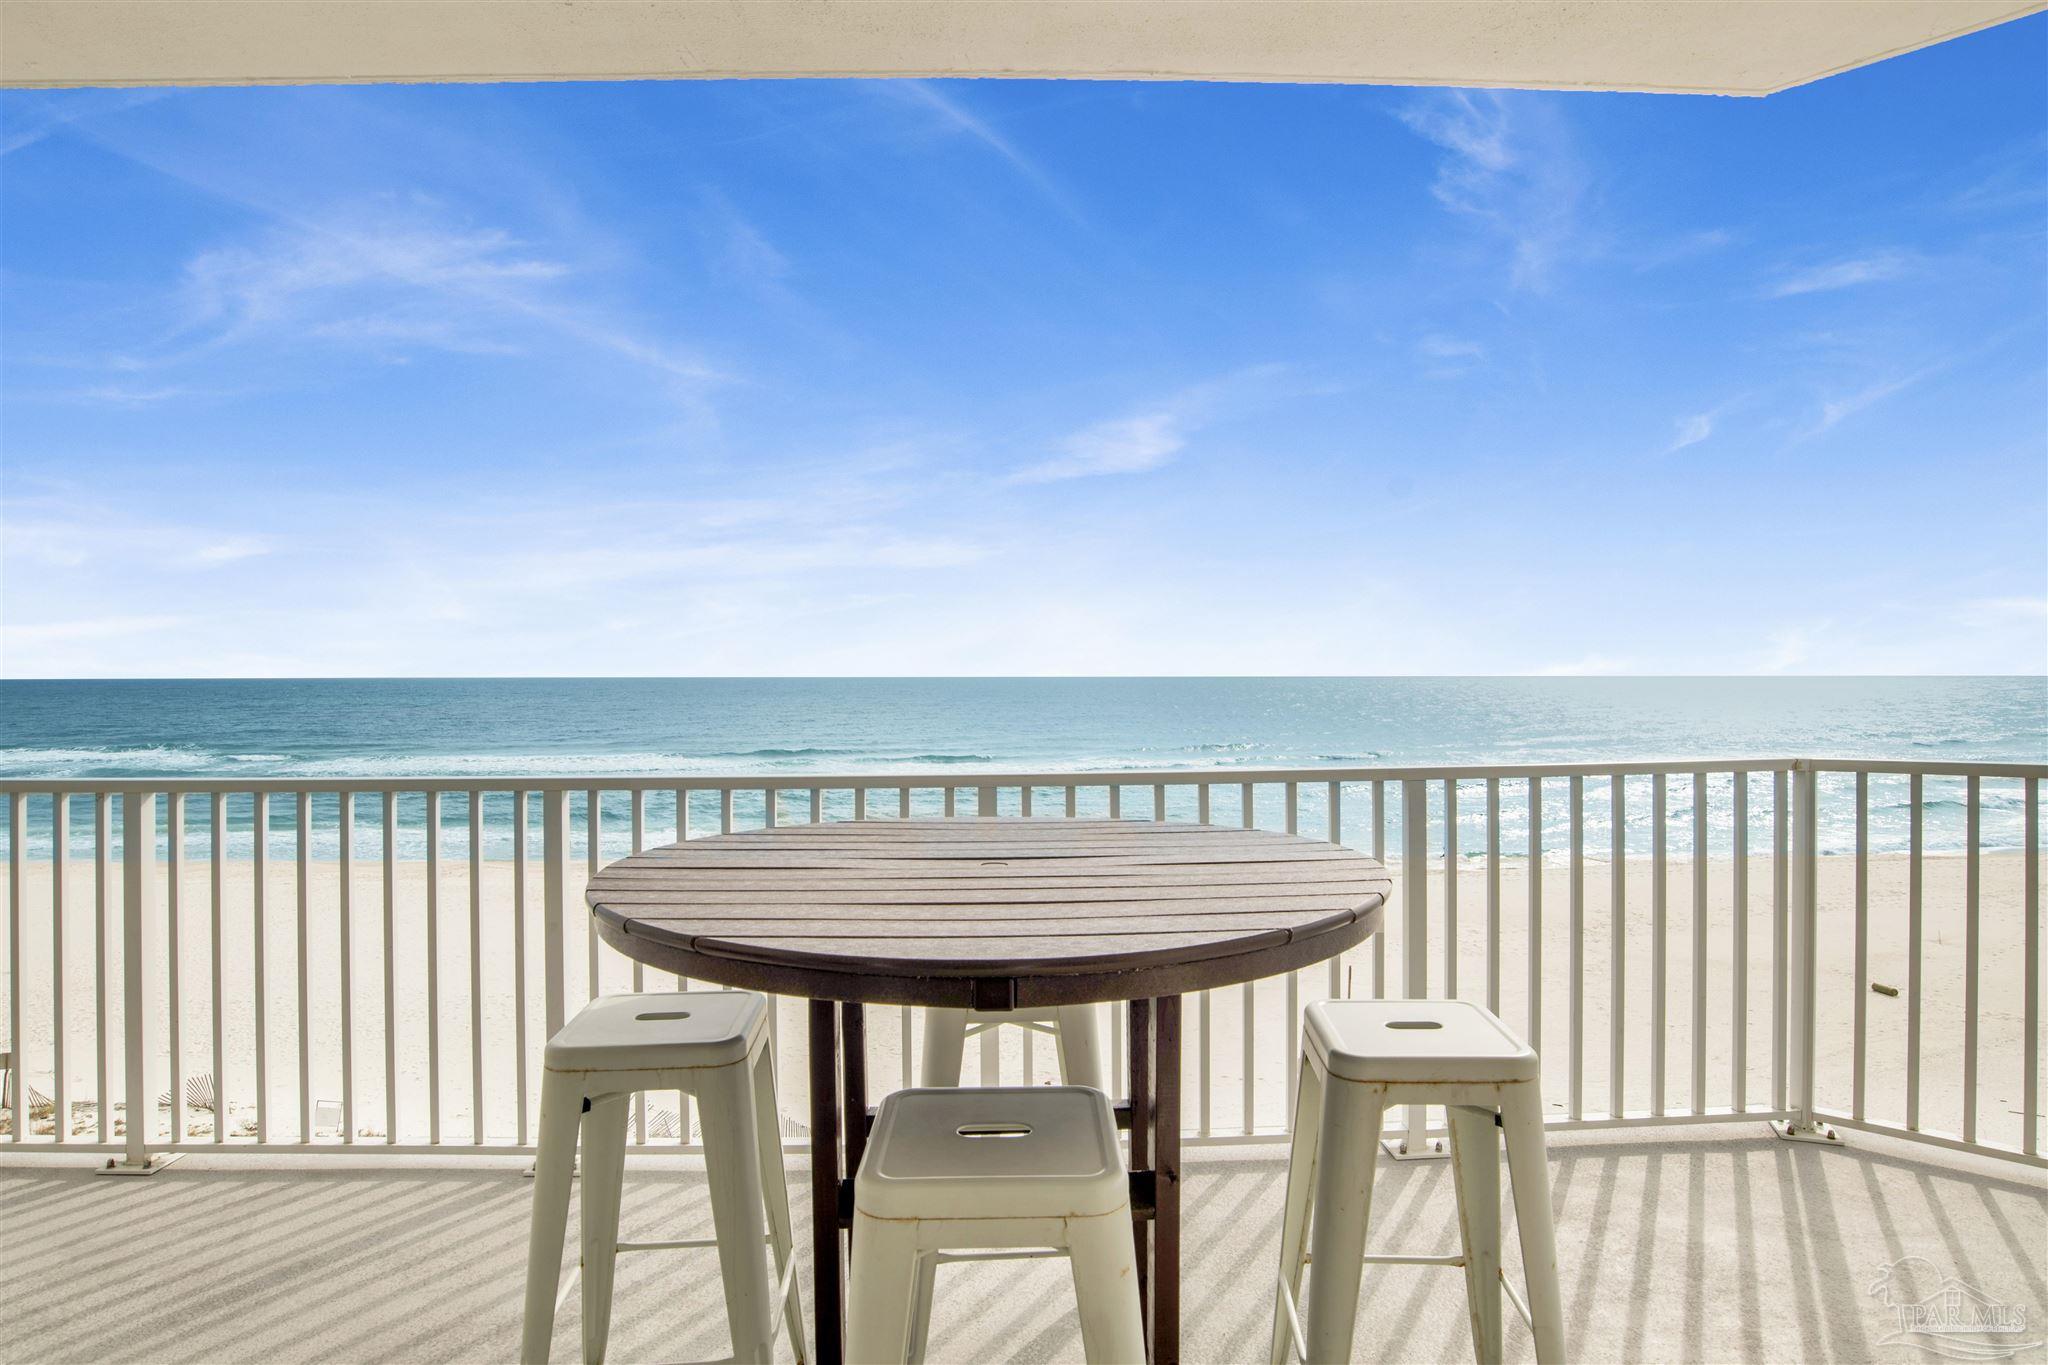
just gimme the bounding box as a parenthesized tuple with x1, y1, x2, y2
(846, 1214, 923, 1364)
(1446, 1104, 1503, 1365)
(1302, 1082, 1385, 1365)
(1501, 1086, 1565, 1364)
(1067, 1208, 1148, 1365)
(1054, 1004, 1106, 1092)
(521, 1072, 583, 1364)
(701, 1060, 777, 1364)
(752, 1045, 808, 1364)
(1269, 1054, 1326, 1365)
(918, 1008, 968, 1087)
(578, 1093, 630, 1365)
(906, 1253, 939, 1365)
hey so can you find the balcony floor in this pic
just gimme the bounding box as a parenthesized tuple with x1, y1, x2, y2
(5, 1124, 2043, 1364)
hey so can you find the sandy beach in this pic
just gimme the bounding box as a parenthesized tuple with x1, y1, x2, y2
(2, 851, 2038, 1154)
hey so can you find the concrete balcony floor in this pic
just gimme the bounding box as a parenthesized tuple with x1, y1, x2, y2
(4, 1124, 2043, 1364)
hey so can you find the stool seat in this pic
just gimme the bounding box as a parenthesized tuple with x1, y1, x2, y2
(1306, 998, 1538, 1085)
(543, 990, 765, 1072)
(859, 1086, 1127, 1221)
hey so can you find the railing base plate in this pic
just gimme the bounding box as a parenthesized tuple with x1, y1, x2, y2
(1380, 1136, 1449, 1161)
(97, 1152, 182, 1177)
(1769, 1119, 1842, 1147)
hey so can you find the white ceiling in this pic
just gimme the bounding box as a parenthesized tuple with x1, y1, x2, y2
(3, 1, 2042, 95)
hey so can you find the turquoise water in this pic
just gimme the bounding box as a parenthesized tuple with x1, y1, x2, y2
(1, 677, 2041, 857)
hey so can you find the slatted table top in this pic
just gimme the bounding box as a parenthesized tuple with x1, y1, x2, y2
(589, 818, 1390, 1009)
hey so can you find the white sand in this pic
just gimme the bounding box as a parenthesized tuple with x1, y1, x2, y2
(2, 852, 2038, 1154)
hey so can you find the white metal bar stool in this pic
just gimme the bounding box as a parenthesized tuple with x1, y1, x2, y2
(846, 1085, 1145, 1365)
(520, 991, 805, 1365)
(1269, 999, 1565, 1365)
(918, 1005, 1106, 1090)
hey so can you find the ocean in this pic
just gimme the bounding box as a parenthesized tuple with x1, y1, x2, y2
(1, 676, 2042, 857)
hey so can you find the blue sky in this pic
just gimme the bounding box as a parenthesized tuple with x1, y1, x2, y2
(2, 18, 2044, 677)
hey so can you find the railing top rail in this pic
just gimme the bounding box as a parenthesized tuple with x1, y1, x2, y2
(0, 756, 2040, 795)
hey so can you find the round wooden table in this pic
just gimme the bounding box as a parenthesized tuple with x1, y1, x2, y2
(588, 817, 1390, 1365)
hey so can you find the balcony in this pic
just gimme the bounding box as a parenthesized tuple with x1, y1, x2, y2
(2, 758, 2042, 1362)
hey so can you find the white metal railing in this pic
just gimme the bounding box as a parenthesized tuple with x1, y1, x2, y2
(0, 758, 2039, 1170)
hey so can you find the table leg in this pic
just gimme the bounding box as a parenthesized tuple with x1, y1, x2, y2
(841, 1003, 869, 1182)
(1128, 998, 1152, 1333)
(807, 1000, 843, 1365)
(1154, 995, 1183, 1365)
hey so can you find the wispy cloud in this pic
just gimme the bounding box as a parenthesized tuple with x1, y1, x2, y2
(881, 81, 1087, 225)
(1395, 91, 1586, 292)
(1416, 333, 1486, 379)
(1009, 365, 1291, 485)
(1811, 370, 1928, 433)
(1014, 412, 1184, 484)
(1667, 411, 1716, 454)
(1766, 251, 1912, 298)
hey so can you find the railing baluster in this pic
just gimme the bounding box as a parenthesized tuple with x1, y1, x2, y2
(1652, 773, 1667, 1116)
(1852, 773, 1868, 1122)
(854, 786, 867, 821)
(1609, 774, 1625, 1119)
(118, 792, 159, 1169)
(253, 790, 269, 1144)
(8, 793, 26, 1142)
(586, 790, 603, 1001)
(339, 791, 353, 1144)
(1788, 766, 1818, 1130)
(1732, 773, 1748, 1112)
(211, 792, 225, 1144)
(469, 791, 484, 1145)
(1284, 781, 1300, 1118)
(1771, 770, 1788, 1115)
(1569, 775, 1584, 1121)
(1328, 780, 1344, 997)
(53, 793, 70, 1144)
(1373, 780, 1388, 999)
(2024, 777, 2039, 1158)
(898, 788, 910, 820)
(1486, 778, 1500, 1014)
(426, 789, 442, 1145)
(297, 792, 311, 1143)
(514, 791, 530, 1148)
(1907, 773, 1923, 1131)
(168, 793, 185, 1145)
(1527, 777, 1542, 1052)
(1445, 779, 1459, 1000)
(1691, 772, 1708, 1116)
(1963, 775, 1981, 1144)
(1400, 778, 1429, 1151)
(1241, 781, 1255, 1132)
(94, 791, 109, 1144)
(1064, 786, 1076, 818)
(382, 793, 397, 1144)
(630, 789, 646, 1145)
(1107, 784, 1119, 821)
